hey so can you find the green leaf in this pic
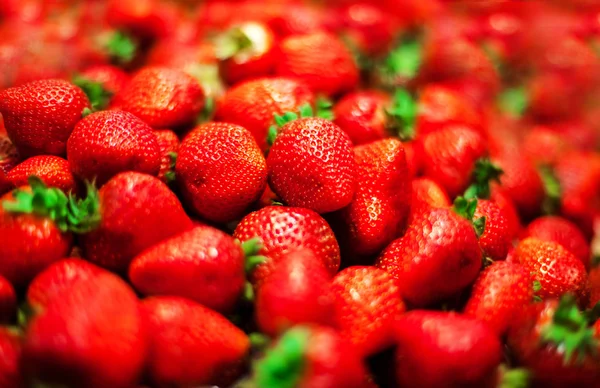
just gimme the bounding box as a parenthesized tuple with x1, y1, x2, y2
(464, 158, 503, 200)
(497, 87, 529, 118)
(539, 165, 562, 215)
(584, 302, 600, 323)
(250, 332, 271, 351)
(498, 365, 531, 388)
(453, 196, 478, 221)
(267, 104, 315, 145)
(385, 88, 416, 141)
(315, 97, 334, 120)
(382, 39, 422, 80)
(473, 216, 486, 238)
(214, 27, 253, 60)
(106, 31, 137, 64)
(73, 76, 113, 111)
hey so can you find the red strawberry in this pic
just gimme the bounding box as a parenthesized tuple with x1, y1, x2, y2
(275, 31, 359, 96)
(0, 328, 24, 388)
(215, 77, 315, 151)
(0, 79, 90, 157)
(154, 129, 179, 184)
(490, 185, 522, 239)
(409, 177, 451, 218)
(7, 155, 76, 193)
(255, 249, 334, 336)
(142, 296, 250, 386)
(590, 266, 600, 308)
(268, 117, 356, 214)
(464, 261, 533, 335)
(337, 3, 396, 56)
(113, 66, 205, 129)
(176, 122, 267, 223)
(513, 237, 589, 304)
(233, 206, 340, 285)
(376, 207, 482, 307)
(81, 172, 193, 273)
(394, 311, 502, 388)
(0, 275, 16, 323)
(77, 64, 130, 96)
(332, 266, 406, 357)
(475, 199, 511, 261)
(22, 272, 147, 388)
(130, 225, 245, 313)
(522, 126, 571, 167)
(333, 90, 391, 146)
(67, 110, 161, 186)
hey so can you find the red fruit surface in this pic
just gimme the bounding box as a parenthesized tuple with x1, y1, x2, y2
(589, 266, 600, 308)
(475, 199, 511, 261)
(490, 186, 521, 239)
(153, 129, 179, 183)
(78, 65, 130, 96)
(0, 275, 16, 323)
(0, 328, 24, 388)
(333, 90, 391, 145)
(409, 178, 451, 219)
(7, 155, 76, 193)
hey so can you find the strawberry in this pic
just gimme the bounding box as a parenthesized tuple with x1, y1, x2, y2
(333, 90, 391, 145)
(81, 171, 193, 273)
(275, 31, 359, 96)
(142, 296, 250, 387)
(490, 185, 522, 239)
(67, 110, 161, 185)
(129, 225, 245, 313)
(0, 79, 90, 157)
(255, 249, 334, 336)
(0, 275, 16, 323)
(268, 117, 356, 214)
(590, 267, 600, 308)
(331, 266, 406, 357)
(522, 126, 571, 167)
(394, 311, 502, 388)
(474, 199, 511, 261)
(0, 328, 24, 388)
(22, 272, 147, 388)
(112, 66, 205, 130)
(77, 64, 130, 96)
(7, 155, 76, 194)
(376, 207, 482, 307)
(409, 177, 451, 218)
(523, 216, 591, 269)
(215, 77, 315, 151)
(464, 261, 534, 335)
(513, 237, 589, 304)
(337, 3, 396, 56)
(153, 129, 179, 184)
(233, 206, 340, 285)
(176, 122, 267, 223)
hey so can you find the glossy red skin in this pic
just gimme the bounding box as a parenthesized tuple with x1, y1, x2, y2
(275, 31, 359, 97)
(81, 172, 193, 273)
(113, 67, 205, 130)
(337, 138, 411, 256)
(0, 190, 72, 289)
(333, 90, 391, 146)
(0, 275, 16, 323)
(176, 122, 267, 223)
(523, 216, 591, 269)
(332, 266, 406, 357)
(408, 178, 451, 222)
(403, 141, 422, 177)
(106, 0, 178, 39)
(419, 126, 488, 199)
(0, 79, 90, 157)
(22, 273, 147, 388)
(215, 77, 315, 151)
(130, 225, 245, 313)
(337, 3, 396, 55)
(256, 249, 334, 336)
(7, 155, 76, 193)
(234, 206, 340, 286)
(0, 328, 24, 388)
(490, 185, 521, 239)
(508, 300, 600, 387)
(514, 238, 589, 305)
(78, 65, 130, 96)
(153, 129, 179, 183)
(394, 311, 502, 388)
(142, 296, 250, 387)
(67, 110, 161, 186)
(376, 207, 482, 307)
(475, 199, 511, 261)
(268, 117, 356, 214)
(464, 261, 533, 335)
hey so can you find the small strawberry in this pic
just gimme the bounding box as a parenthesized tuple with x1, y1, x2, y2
(67, 110, 161, 186)
(490, 185, 522, 239)
(77, 64, 130, 96)
(7, 155, 76, 194)
(332, 266, 406, 357)
(142, 296, 250, 387)
(0, 327, 24, 388)
(474, 199, 512, 261)
(154, 129, 179, 184)
(464, 261, 534, 335)
(0, 79, 90, 157)
(268, 117, 356, 214)
(332, 90, 391, 145)
(176, 122, 267, 223)
(0, 275, 16, 323)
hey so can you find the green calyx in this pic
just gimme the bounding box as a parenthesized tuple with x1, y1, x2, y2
(584, 302, 600, 323)
(539, 165, 562, 215)
(241, 237, 267, 274)
(106, 31, 137, 64)
(381, 39, 422, 81)
(249, 332, 271, 351)
(267, 104, 315, 146)
(385, 88, 416, 141)
(540, 293, 599, 364)
(164, 152, 178, 184)
(254, 326, 310, 388)
(498, 365, 531, 388)
(196, 96, 215, 124)
(453, 196, 486, 238)
(215, 27, 253, 60)
(73, 76, 113, 112)
(464, 158, 503, 200)
(532, 281, 543, 303)
(2, 176, 101, 234)
(497, 87, 529, 119)
(315, 97, 334, 121)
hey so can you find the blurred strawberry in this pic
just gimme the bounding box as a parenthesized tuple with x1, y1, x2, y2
(153, 129, 179, 184)
(0, 275, 16, 323)
(0, 328, 24, 388)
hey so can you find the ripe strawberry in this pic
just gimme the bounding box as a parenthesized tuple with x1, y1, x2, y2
(176, 122, 267, 223)
(22, 272, 147, 388)
(142, 296, 250, 387)
(275, 31, 359, 96)
(233, 206, 340, 285)
(409, 178, 451, 219)
(81, 172, 193, 273)
(464, 261, 534, 335)
(0, 79, 90, 157)
(7, 155, 76, 193)
(0, 328, 24, 388)
(522, 126, 571, 167)
(332, 266, 406, 357)
(112, 66, 205, 130)
(337, 3, 396, 56)
(394, 311, 502, 388)
(130, 225, 245, 313)
(0, 275, 16, 323)
(215, 77, 315, 151)
(490, 185, 522, 239)
(67, 110, 161, 185)
(474, 199, 511, 261)
(333, 90, 391, 145)
(590, 267, 600, 308)
(77, 64, 130, 96)
(513, 238, 589, 304)
(376, 207, 482, 307)
(153, 129, 179, 184)
(256, 249, 334, 336)
(268, 117, 356, 214)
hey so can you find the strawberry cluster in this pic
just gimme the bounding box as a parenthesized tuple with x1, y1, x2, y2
(0, 0, 600, 387)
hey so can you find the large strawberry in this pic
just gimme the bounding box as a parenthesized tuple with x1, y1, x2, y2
(0, 327, 24, 388)
(142, 296, 250, 387)
(67, 110, 161, 185)
(0, 79, 90, 157)
(7, 155, 76, 193)
(0, 275, 16, 323)
(268, 117, 356, 214)
(176, 122, 267, 223)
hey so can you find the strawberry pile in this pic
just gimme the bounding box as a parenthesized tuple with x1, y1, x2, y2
(0, 0, 600, 387)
